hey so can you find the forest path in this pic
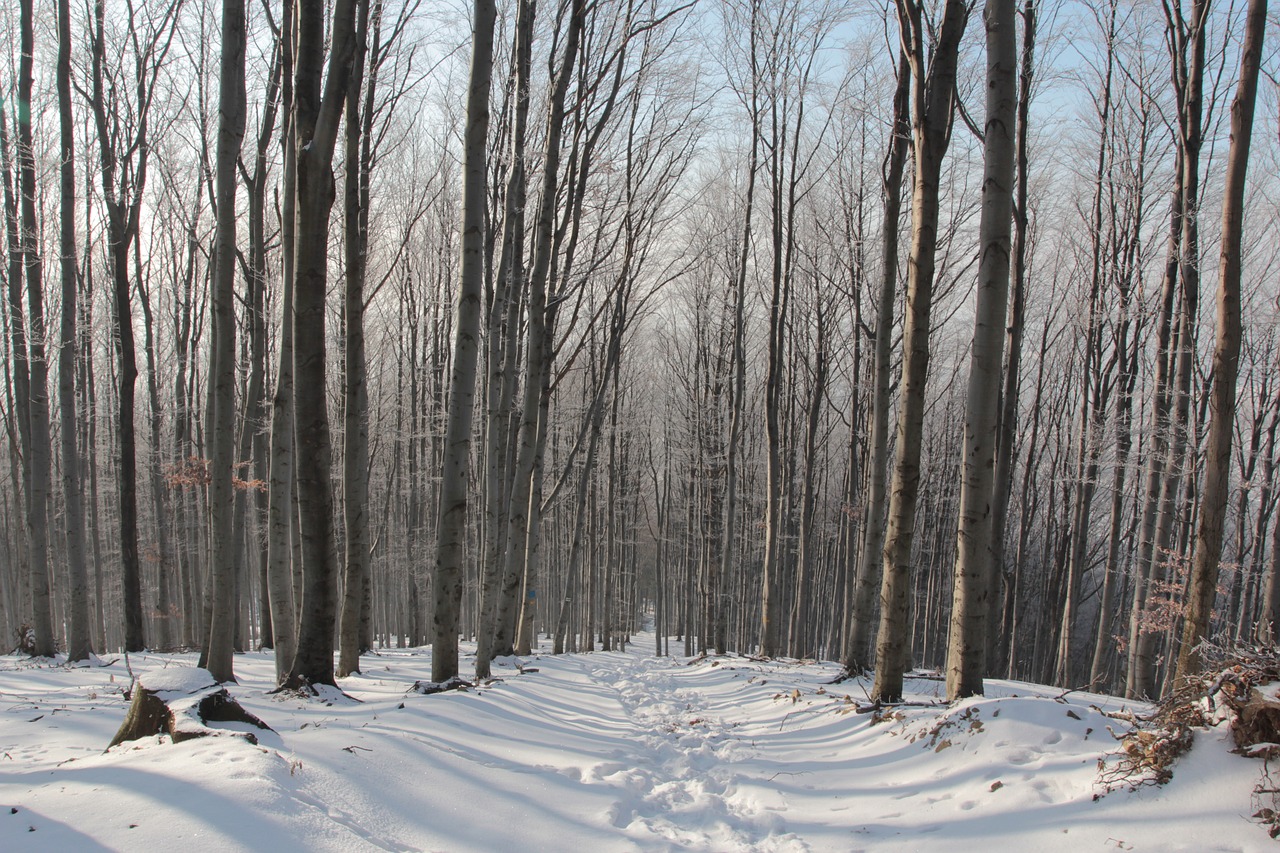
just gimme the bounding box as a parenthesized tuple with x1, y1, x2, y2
(541, 636, 811, 852)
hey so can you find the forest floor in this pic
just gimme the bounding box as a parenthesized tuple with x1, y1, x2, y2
(0, 629, 1270, 851)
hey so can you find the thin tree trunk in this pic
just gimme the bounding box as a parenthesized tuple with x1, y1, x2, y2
(1176, 0, 1264, 682)
(338, 0, 374, 679)
(57, 0, 91, 662)
(204, 0, 247, 683)
(988, 0, 1036, 674)
(267, 0, 298, 682)
(285, 0, 361, 690)
(846, 50, 910, 674)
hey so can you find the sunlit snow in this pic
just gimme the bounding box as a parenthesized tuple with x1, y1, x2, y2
(0, 631, 1268, 851)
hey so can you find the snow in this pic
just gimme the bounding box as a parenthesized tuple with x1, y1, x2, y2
(0, 632, 1271, 851)
(138, 666, 218, 695)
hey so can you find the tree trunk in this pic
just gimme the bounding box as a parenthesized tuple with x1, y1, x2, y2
(846, 50, 910, 674)
(1175, 0, 1264, 682)
(433, 0, 497, 684)
(204, 0, 248, 683)
(285, 0, 361, 690)
(872, 0, 969, 703)
(17, 0, 56, 657)
(57, 0, 92, 662)
(988, 0, 1036, 674)
(945, 0, 1017, 701)
(338, 0, 373, 679)
(267, 0, 298, 682)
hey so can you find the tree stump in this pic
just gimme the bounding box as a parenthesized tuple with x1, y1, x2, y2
(1232, 684, 1280, 752)
(109, 667, 272, 748)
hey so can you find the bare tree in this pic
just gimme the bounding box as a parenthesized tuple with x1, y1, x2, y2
(86, 0, 184, 652)
(845, 49, 909, 675)
(433, 0, 497, 685)
(872, 0, 969, 703)
(1175, 0, 1265, 682)
(945, 0, 1017, 701)
(17, 0, 56, 657)
(284, 0, 362, 690)
(203, 0, 248, 684)
(57, 0, 92, 662)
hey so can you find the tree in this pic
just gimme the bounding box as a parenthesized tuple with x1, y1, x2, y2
(17, 0, 56, 657)
(87, 0, 183, 653)
(1175, 0, 1265, 682)
(204, 0, 248, 685)
(267, 0, 299, 682)
(872, 0, 969, 703)
(57, 0, 92, 663)
(1127, 0, 1209, 700)
(284, 0, 362, 690)
(338, 0, 374, 680)
(433, 0, 497, 685)
(845, 49, 910, 675)
(945, 0, 1017, 701)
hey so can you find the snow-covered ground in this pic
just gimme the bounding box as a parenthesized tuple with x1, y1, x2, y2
(0, 630, 1270, 851)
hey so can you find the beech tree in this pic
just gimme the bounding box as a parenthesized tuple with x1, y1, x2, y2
(203, 0, 248, 685)
(872, 0, 969, 703)
(945, 0, 1017, 701)
(433, 0, 496, 685)
(1176, 0, 1265, 682)
(284, 0, 362, 690)
(57, 0, 92, 663)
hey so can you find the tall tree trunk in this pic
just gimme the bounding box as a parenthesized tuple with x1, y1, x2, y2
(475, 0, 546, 679)
(0, 109, 32, 653)
(846, 50, 910, 674)
(433, 0, 497, 684)
(57, 0, 92, 662)
(285, 0, 361, 690)
(17, 0, 56, 657)
(1126, 159, 1183, 698)
(338, 0, 374, 679)
(872, 0, 969, 703)
(1056, 0, 1115, 686)
(204, 0, 248, 683)
(945, 0, 1017, 701)
(138, 278, 176, 650)
(1175, 0, 1264, 682)
(267, 0, 298, 682)
(1129, 0, 1207, 698)
(719, 24, 760, 657)
(989, 0, 1036, 674)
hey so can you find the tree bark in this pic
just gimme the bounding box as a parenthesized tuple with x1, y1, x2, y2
(1175, 0, 1264, 682)
(338, 0, 373, 680)
(205, 0, 248, 684)
(285, 0, 361, 690)
(57, 0, 92, 662)
(846, 49, 910, 674)
(945, 0, 1017, 701)
(433, 0, 497, 684)
(872, 0, 969, 703)
(17, 0, 56, 657)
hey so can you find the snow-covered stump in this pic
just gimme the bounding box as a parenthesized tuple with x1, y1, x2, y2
(109, 667, 272, 748)
(1230, 684, 1280, 751)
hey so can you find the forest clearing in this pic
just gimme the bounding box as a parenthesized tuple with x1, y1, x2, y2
(0, 629, 1270, 852)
